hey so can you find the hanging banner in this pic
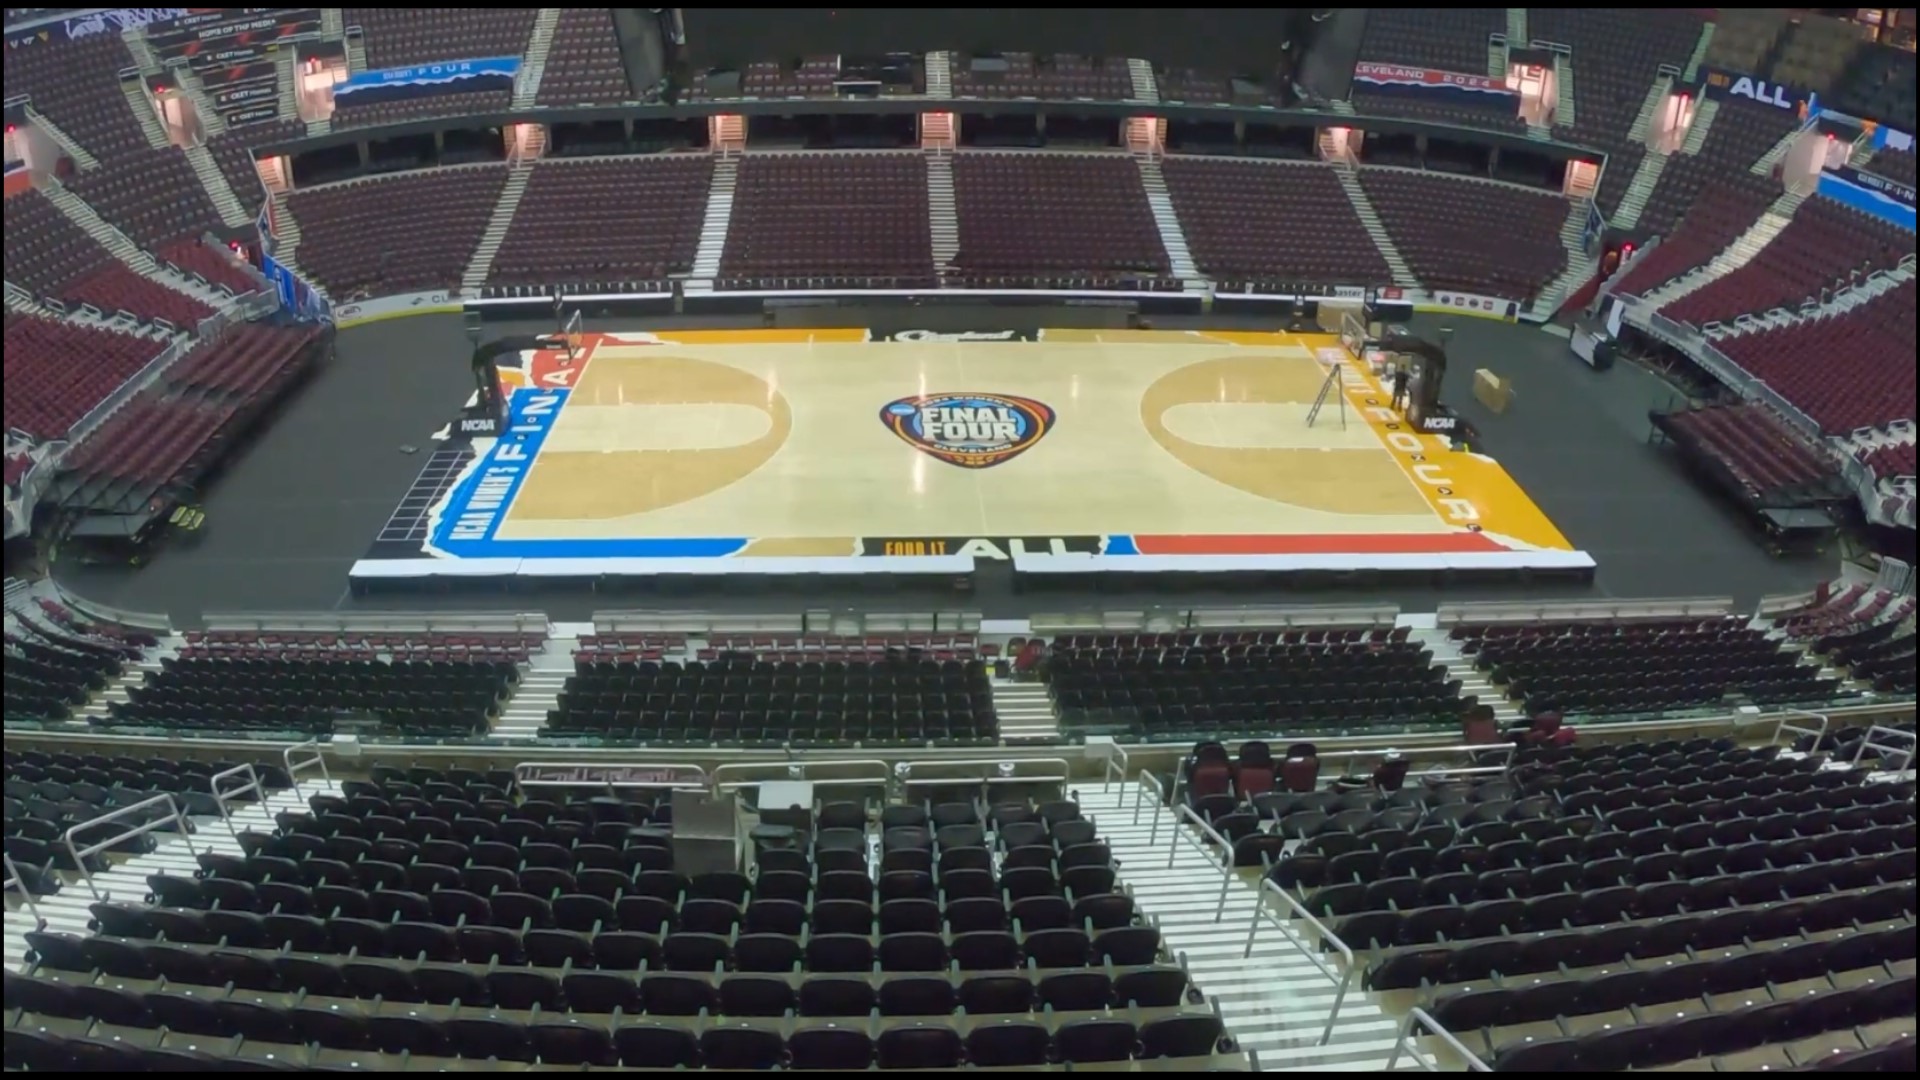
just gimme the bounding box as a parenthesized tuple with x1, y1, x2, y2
(1352, 62, 1517, 104)
(333, 57, 521, 101)
(5, 8, 189, 47)
(1818, 168, 1918, 232)
(1697, 66, 1813, 112)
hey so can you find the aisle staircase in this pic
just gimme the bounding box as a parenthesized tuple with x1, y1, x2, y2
(1488, 37, 1509, 80)
(1127, 58, 1160, 104)
(1136, 157, 1201, 287)
(1411, 628, 1522, 727)
(1527, 198, 1601, 320)
(186, 143, 253, 229)
(513, 9, 563, 109)
(24, 108, 100, 172)
(1628, 75, 1673, 145)
(321, 8, 343, 37)
(265, 190, 319, 294)
(121, 80, 170, 150)
(1680, 97, 1720, 156)
(1611, 151, 1669, 231)
(1552, 52, 1576, 129)
(1684, 22, 1716, 81)
(924, 52, 953, 98)
(1335, 167, 1421, 289)
(690, 157, 739, 281)
(926, 153, 959, 276)
(1751, 127, 1802, 175)
(76, 635, 186, 725)
(275, 52, 299, 121)
(461, 164, 533, 292)
(1075, 784, 1424, 1069)
(41, 180, 163, 277)
(344, 30, 366, 75)
(4, 780, 342, 974)
(989, 679, 1059, 744)
(1642, 191, 1805, 309)
(495, 633, 574, 740)
(1506, 8, 1527, 45)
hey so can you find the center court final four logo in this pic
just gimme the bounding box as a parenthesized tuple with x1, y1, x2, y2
(880, 393, 1055, 469)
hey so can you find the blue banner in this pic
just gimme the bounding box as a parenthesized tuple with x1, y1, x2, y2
(334, 56, 520, 99)
(1817, 169, 1917, 233)
(1697, 66, 1813, 112)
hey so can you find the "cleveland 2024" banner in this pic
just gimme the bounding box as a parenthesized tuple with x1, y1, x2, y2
(1352, 62, 1518, 105)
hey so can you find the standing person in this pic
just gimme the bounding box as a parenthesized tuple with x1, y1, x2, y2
(1390, 360, 1411, 413)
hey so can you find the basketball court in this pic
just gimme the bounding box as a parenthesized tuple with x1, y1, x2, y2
(355, 328, 1592, 582)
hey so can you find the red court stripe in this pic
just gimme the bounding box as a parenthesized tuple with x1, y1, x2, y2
(1132, 532, 1507, 556)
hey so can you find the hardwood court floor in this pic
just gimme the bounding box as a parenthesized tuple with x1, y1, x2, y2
(482, 329, 1572, 558)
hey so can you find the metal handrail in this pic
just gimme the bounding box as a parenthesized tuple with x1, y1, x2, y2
(1383, 1007, 1494, 1071)
(63, 793, 196, 899)
(1098, 739, 1130, 795)
(1135, 770, 1167, 837)
(1171, 803, 1238, 921)
(3, 851, 41, 923)
(1851, 724, 1916, 772)
(283, 738, 330, 795)
(896, 758, 1073, 797)
(209, 762, 264, 842)
(1241, 878, 1357, 1047)
(1769, 709, 1830, 751)
(710, 759, 891, 797)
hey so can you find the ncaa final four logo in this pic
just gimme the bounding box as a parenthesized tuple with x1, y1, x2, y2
(880, 393, 1055, 469)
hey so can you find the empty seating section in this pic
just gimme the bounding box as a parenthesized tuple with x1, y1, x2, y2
(1152, 68, 1229, 106)
(289, 167, 508, 298)
(1360, 171, 1567, 299)
(1714, 280, 1918, 433)
(1862, 443, 1917, 481)
(1867, 148, 1916, 190)
(696, 56, 843, 100)
(1701, 9, 1788, 75)
(97, 630, 533, 738)
(333, 91, 511, 130)
(4, 745, 280, 898)
(1637, 105, 1796, 238)
(3, 188, 115, 296)
(1359, 9, 1505, 73)
(1163, 158, 1391, 290)
(489, 157, 711, 292)
(949, 154, 1170, 289)
(1529, 10, 1702, 216)
(1318, 740, 1918, 1071)
(7, 768, 1235, 1070)
(1044, 627, 1465, 743)
(1657, 404, 1838, 501)
(60, 396, 236, 487)
(4, 599, 150, 723)
(1, 32, 147, 159)
(1665, 200, 1915, 327)
(2, 315, 161, 440)
(157, 239, 262, 296)
(1770, 16, 1867, 102)
(535, 8, 632, 106)
(1454, 616, 1846, 717)
(1827, 43, 1916, 131)
(165, 322, 322, 401)
(60, 261, 212, 327)
(67, 148, 223, 250)
(951, 54, 1133, 100)
(1350, 88, 1527, 135)
(1808, 604, 1918, 696)
(1611, 179, 1778, 297)
(346, 8, 538, 70)
(719, 154, 934, 289)
(209, 122, 302, 204)
(549, 637, 996, 747)
(1350, 9, 1519, 132)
